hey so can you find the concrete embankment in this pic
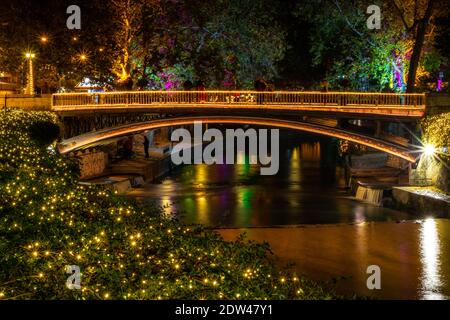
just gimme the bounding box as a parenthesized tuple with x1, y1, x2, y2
(348, 153, 450, 217)
(392, 187, 450, 218)
(79, 153, 175, 194)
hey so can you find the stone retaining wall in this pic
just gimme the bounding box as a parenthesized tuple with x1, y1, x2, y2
(0, 94, 52, 110)
(392, 187, 450, 218)
(426, 93, 450, 115)
(76, 151, 108, 179)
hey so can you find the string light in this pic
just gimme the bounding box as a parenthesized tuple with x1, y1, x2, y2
(0, 110, 331, 300)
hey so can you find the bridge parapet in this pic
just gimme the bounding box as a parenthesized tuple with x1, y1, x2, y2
(52, 90, 426, 117)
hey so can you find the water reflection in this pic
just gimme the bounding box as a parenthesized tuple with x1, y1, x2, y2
(219, 220, 450, 300)
(195, 163, 208, 184)
(135, 137, 411, 227)
(420, 218, 444, 299)
(128, 133, 450, 299)
(300, 142, 321, 161)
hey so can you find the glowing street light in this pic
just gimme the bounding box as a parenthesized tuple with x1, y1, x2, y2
(40, 36, 48, 43)
(77, 52, 89, 64)
(423, 144, 436, 157)
(25, 52, 36, 95)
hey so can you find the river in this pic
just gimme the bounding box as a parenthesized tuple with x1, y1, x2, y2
(128, 131, 450, 299)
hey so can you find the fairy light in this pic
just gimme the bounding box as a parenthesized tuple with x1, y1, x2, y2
(0, 110, 329, 300)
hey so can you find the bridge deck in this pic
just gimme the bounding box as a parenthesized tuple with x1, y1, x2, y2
(52, 91, 426, 117)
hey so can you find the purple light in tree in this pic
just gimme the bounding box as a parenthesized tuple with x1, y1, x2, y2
(395, 71, 402, 88)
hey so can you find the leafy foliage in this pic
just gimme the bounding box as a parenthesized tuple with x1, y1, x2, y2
(421, 113, 450, 161)
(295, 0, 448, 92)
(0, 0, 286, 90)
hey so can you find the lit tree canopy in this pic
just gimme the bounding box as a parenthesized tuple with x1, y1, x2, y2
(108, 0, 287, 89)
(296, 0, 448, 92)
(0, 0, 286, 91)
(1, 0, 447, 91)
(0, 0, 118, 90)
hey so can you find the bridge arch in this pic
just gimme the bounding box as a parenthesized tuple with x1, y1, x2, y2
(57, 116, 417, 162)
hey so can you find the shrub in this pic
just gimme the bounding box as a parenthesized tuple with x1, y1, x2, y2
(0, 110, 336, 300)
(28, 121, 60, 146)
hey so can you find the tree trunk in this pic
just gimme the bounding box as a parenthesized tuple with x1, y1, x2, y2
(406, 0, 435, 93)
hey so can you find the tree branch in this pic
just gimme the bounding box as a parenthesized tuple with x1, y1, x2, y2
(333, 0, 362, 36)
(414, 0, 418, 22)
(392, 0, 414, 31)
(332, 0, 377, 48)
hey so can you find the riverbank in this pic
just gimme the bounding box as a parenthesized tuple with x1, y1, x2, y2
(80, 154, 175, 194)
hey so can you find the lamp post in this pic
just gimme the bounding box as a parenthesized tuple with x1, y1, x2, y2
(25, 52, 35, 95)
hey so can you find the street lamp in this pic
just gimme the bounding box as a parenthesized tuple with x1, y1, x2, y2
(25, 52, 36, 95)
(423, 144, 436, 157)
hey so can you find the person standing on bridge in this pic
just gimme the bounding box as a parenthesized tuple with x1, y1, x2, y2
(320, 79, 329, 92)
(197, 80, 206, 103)
(123, 137, 133, 159)
(183, 80, 193, 103)
(254, 79, 266, 105)
(143, 134, 150, 159)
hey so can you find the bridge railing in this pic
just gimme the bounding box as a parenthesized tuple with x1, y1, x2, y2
(52, 91, 426, 108)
